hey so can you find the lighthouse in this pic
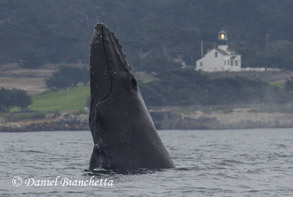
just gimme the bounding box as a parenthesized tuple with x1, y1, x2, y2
(195, 29, 242, 72)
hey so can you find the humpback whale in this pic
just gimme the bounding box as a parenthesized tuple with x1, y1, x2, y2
(89, 24, 174, 171)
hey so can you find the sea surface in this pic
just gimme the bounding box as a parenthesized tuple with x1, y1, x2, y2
(0, 129, 293, 196)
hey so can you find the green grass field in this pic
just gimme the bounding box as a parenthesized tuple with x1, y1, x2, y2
(29, 85, 90, 112)
(269, 82, 285, 89)
(137, 76, 158, 84)
(27, 75, 154, 113)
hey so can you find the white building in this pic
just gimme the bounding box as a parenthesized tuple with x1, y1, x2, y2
(196, 29, 242, 72)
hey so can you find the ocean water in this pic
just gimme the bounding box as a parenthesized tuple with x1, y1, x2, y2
(0, 129, 293, 196)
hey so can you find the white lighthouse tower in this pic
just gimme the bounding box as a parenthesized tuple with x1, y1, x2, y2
(196, 29, 242, 72)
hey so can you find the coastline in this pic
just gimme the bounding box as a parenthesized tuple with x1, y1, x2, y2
(1, 109, 293, 132)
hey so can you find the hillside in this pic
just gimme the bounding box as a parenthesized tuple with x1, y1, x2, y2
(1, 0, 293, 71)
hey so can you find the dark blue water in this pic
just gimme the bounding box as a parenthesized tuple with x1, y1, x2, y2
(1, 129, 293, 196)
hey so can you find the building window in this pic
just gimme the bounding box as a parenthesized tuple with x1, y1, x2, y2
(215, 52, 218, 58)
(200, 62, 203, 67)
(231, 60, 234, 66)
(228, 61, 229, 65)
(235, 60, 238, 66)
(224, 60, 226, 65)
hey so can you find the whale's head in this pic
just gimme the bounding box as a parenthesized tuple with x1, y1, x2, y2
(90, 24, 137, 105)
(89, 23, 139, 133)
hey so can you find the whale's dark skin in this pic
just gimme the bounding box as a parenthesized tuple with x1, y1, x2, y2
(89, 24, 174, 171)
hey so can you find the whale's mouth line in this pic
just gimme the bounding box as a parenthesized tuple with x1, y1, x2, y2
(92, 25, 113, 105)
(100, 25, 113, 102)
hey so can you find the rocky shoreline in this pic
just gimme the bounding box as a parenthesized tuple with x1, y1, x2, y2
(151, 110, 293, 130)
(1, 109, 293, 132)
(0, 113, 88, 132)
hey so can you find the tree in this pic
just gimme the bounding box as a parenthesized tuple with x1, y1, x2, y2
(285, 77, 293, 92)
(46, 72, 73, 89)
(58, 66, 89, 86)
(12, 89, 33, 110)
(0, 88, 13, 112)
(0, 88, 32, 112)
(45, 65, 90, 89)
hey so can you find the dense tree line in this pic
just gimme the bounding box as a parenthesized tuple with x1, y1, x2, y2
(0, 0, 293, 70)
(0, 88, 32, 112)
(139, 69, 285, 106)
(45, 65, 89, 89)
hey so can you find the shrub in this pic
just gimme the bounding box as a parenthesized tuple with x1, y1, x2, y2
(285, 77, 293, 92)
(0, 88, 32, 112)
(46, 65, 90, 89)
